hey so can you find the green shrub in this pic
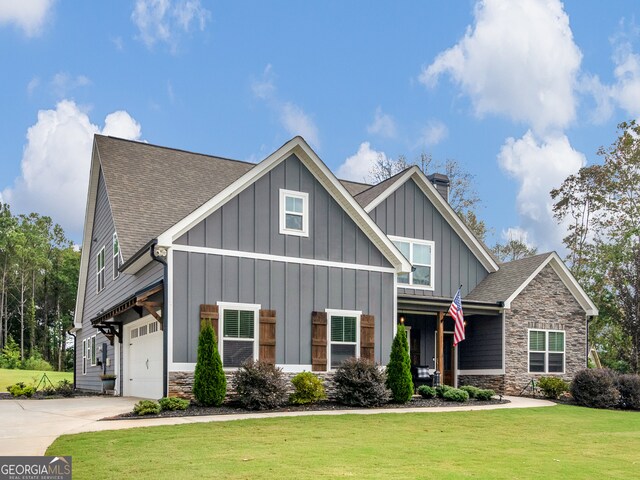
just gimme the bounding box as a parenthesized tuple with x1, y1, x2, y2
(537, 376, 569, 399)
(459, 385, 481, 398)
(385, 324, 413, 403)
(41, 385, 57, 396)
(442, 388, 469, 402)
(21, 352, 53, 371)
(0, 336, 21, 369)
(616, 374, 640, 410)
(475, 389, 496, 401)
(289, 371, 326, 405)
(133, 400, 161, 416)
(7, 382, 36, 398)
(193, 322, 226, 407)
(158, 397, 190, 411)
(435, 384, 452, 399)
(232, 361, 288, 410)
(55, 379, 74, 397)
(334, 357, 390, 407)
(417, 385, 436, 399)
(571, 368, 620, 409)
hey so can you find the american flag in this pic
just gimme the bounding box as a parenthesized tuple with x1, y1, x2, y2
(449, 287, 465, 346)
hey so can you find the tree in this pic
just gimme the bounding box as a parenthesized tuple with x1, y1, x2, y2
(385, 323, 413, 403)
(193, 322, 226, 406)
(492, 238, 538, 263)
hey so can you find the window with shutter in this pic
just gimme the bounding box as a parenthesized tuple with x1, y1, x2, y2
(327, 310, 361, 369)
(528, 329, 565, 374)
(218, 303, 260, 368)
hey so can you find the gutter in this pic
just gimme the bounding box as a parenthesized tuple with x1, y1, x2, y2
(150, 239, 169, 398)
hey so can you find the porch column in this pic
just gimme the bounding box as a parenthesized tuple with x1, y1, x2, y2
(437, 311, 444, 378)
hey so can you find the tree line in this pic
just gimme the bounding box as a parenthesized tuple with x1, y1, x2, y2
(0, 204, 80, 372)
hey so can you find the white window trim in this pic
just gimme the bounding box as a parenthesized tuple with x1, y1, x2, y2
(82, 339, 87, 375)
(113, 233, 122, 280)
(279, 189, 309, 237)
(326, 309, 361, 371)
(90, 335, 97, 366)
(527, 328, 566, 374)
(96, 246, 105, 293)
(389, 235, 435, 290)
(217, 302, 260, 370)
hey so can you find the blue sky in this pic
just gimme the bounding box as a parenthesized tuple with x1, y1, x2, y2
(1, 1, 639, 253)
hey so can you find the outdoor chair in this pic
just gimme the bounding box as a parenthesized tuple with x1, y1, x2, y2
(411, 365, 433, 391)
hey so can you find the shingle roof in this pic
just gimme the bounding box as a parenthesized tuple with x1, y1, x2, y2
(95, 135, 255, 262)
(353, 167, 414, 207)
(466, 253, 552, 304)
(339, 179, 372, 196)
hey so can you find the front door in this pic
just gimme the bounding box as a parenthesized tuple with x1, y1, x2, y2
(443, 333, 455, 386)
(409, 328, 421, 366)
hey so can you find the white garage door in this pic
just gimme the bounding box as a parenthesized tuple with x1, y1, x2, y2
(125, 317, 163, 399)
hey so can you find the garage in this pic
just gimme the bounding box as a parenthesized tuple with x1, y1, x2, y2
(124, 316, 163, 399)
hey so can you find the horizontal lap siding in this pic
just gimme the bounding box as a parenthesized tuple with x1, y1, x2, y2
(172, 252, 395, 365)
(77, 170, 163, 391)
(370, 179, 488, 299)
(458, 314, 503, 370)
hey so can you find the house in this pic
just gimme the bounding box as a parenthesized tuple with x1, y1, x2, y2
(71, 135, 597, 398)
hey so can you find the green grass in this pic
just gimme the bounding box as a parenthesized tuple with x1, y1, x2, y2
(47, 405, 640, 479)
(1, 368, 72, 390)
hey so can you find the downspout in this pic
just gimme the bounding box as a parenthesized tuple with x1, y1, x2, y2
(68, 329, 77, 390)
(586, 315, 590, 367)
(150, 240, 169, 398)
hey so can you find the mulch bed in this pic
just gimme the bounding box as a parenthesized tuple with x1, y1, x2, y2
(0, 391, 102, 400)
(103, 396, 510, 421)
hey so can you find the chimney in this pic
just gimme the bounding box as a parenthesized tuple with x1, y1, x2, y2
(427, 173, 450, 202)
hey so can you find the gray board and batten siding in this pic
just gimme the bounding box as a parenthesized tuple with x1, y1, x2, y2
(369, 178, 489, 298)
(458, 314, 503, 370)
(172, 153, 396, 366)
(77, 169, 163, 391)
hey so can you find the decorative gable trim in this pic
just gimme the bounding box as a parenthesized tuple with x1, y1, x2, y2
(363, 166, 500, 273)
(503, 252, 598, 316)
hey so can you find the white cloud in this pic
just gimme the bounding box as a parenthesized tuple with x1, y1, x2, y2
(498, 130, 585, 249)
(336, 142, 388, 182)
(418, 120, 448, 147)
(27, 77, 40, 96)
(501, 227, 535, 248)
(2, 100, 141, 239)
(420, 0, 582, 135)
(367, 107, 397, 139)
(0, 0, 55, 37)
(131, 0, 210, 51)
(252, 64, 320, 147)
(50, 72, 91, 98)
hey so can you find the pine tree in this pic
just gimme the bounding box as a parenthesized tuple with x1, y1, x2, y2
(193, 322, 226, 406)
(385, 323, 414, 403)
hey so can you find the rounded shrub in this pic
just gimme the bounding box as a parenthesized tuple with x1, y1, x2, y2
(193, 322, 226, 407)
(417, 385, 436, 399)
(459, 385, 481, 399)
(570, 369, 620, 409)
(158, 397, 190, 411)
(443, 388, 469, 402)
(435, 384, 452, 399)
(55, 379, 74, 397)
(334, 357, 390, 407)
(385, 324, 413, 403)
(7, 382, 36, 398)
(475, 389, 495, 401)
(289, 371, 326, 405)
(22, 353, 53, 371)
(133, 400, 161, 416)
(616, 374, 640, 410)
(537, 376, 569, 399)
(232, 361, 288, 410)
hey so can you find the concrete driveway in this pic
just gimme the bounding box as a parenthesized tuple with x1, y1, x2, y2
(0, 396, 139, 456)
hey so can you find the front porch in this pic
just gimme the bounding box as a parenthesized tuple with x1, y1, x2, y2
(398, 296, 504, 390)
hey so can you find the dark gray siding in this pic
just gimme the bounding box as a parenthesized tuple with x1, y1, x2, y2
(458, 314, 503, 370)
(173, 252, 395, 365)
(76, 169, 163, 391)
(175, 154, 392, 268)
(370, 179, 488, 298)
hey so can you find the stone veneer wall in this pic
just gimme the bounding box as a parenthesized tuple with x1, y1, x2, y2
(458, 375, 506, 394)
(169, 371, 338, 401)
(503, 263, 587, 395)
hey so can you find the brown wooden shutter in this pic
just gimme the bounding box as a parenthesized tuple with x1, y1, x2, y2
(259, 309, 276, 365)
(312, 311, 328, 371)
(360, 314, 375, 362)
(200, 304, 219, 337)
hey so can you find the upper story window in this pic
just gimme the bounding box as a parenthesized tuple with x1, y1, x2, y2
(529, 329, 565, 374)
(113, 233, 122, 280)
(218, 302, 260, 368)
(390, 236, 435, 289)
(96, 247, 105, 293)
(327, 309, 361, 369)
(279, 189, 309, 237)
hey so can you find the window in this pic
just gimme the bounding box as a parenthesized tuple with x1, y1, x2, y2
(327, 310, 360, 369)
(390, 236, 435, 289)
(113, 233, 122, 280)
(82, 339, 87, 375)
(279, 189, 309, 237)
(90, 335, 97, 366)
(218, 303, 260, 368)
(96, 247, 105, 293)
(529, 329, 565, 374)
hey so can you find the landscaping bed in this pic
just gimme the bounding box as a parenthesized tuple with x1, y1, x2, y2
(103, 395, 509, 420)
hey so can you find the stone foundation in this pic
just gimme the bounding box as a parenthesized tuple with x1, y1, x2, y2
(457, 375, 506, 394)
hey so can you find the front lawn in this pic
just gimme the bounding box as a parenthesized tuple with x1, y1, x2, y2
(0, 368, 72, 390)
(47, 405, 639, 479)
